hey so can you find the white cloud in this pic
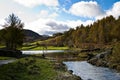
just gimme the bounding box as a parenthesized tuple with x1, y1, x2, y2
(39, 10, 49, 18)
(0, 0, 39, 23)
(25, 18, 93, 35)
(25, 18, 69, 35)
(107, 1, 120, 19)
(46, 21, 69, 30)
(13, 0, 59, 7)
(96, 1, 120, 20)
(38, 10, 58, 19)
(1, 0, 120, 36)
(69, 1, 105, 18)
(69, 1, 120, 20)
(0, 19, 5, 29)
(49, 13, 58, 18)
(66, 20, 94, 28)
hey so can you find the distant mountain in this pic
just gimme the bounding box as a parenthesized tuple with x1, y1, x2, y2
(23, 29, 49, 42)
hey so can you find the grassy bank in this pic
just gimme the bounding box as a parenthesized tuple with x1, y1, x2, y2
(0, 56, 80, 80)
(108, 42, 120, 71)
(0, 57, 57, 80)
(0, 57, 15, 60)
(0, 45, 4, 48)
(20, 46, 69, 50)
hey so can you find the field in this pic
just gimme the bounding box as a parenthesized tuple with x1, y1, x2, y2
(0, 57, 15, 60)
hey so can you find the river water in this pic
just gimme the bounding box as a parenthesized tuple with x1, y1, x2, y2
(64, 61, 120, 80)
(0, 60, 15, 65)
(22, 50, 64, 54)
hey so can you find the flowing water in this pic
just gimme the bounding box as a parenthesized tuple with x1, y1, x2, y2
(64, 61, 120, 80)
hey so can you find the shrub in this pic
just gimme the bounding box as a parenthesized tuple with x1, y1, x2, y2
(110, 42, 120, 63)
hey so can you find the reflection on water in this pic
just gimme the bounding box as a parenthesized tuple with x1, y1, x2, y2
(22, 50, 64, 54)
(64, 61, 120, 80)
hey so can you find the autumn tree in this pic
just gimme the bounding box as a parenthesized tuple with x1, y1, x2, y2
(45, 15, 120, 48)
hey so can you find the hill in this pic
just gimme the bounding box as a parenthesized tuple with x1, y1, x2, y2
(23, 29, 49, 42)
(49, 15, 120, 48)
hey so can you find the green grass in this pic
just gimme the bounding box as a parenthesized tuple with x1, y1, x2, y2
(108, 42, 120, 71)
(21, 46, 69, 50)
(0, 57, 57, 80)
(0, 45, 5, 48)
(0, 57, 15, 60)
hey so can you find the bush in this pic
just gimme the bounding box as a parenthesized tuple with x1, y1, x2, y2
(107, 42, 120, 71)
(110, 42, 120, 63)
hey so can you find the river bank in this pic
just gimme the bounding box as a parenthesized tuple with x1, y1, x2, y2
(87, 43, 120, 72)
(0, 42, 120, 80)
(0, 55, 81, 80)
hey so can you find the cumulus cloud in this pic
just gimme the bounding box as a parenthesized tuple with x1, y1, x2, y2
(39, 10, 49, 18)
(96, 1, 120, 20)
(25, 18, 94, 35)
(107, 1, 120, 19)
(69, 1, 120, 20)
(0, 19, 5, 29)
(1, 0, 120, 36)
(13, 0, 59, 7)
(38, 10, 58, 19)
(25, 18, 70, 35)
(46, 21, 69, 30)
(49, 13, 58, 18)
(66, 20, 94, 28)
(0, 0, 39, 23)
(69, 1, 105, 18)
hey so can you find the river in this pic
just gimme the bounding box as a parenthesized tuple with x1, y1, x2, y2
(0, 60, 15, 65)
(64, 61, 120, 80)
(22, 50, 65, 54)
(13, 50, 120, 80)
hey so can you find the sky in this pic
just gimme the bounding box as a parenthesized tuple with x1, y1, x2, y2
(0, 0, 120, 35)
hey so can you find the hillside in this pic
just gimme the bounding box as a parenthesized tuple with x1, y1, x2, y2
(23, 29, 49, 42)
(51, 15, 120, 48)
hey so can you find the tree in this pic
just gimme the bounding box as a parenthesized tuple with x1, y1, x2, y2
(0, 13, 24, 50)
(53, 32, 63, 37)
(49, 15, 120, 48)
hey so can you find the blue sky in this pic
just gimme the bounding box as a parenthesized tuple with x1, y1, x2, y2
(0, 0, 120, 35)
